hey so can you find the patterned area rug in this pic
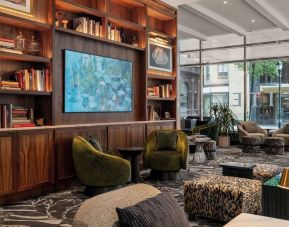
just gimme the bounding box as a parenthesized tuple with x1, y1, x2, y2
(1, 146, 288, 227)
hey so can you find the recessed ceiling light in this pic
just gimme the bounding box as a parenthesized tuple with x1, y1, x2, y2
(251, 19, 256, 23)
(223, 1, 228, 4)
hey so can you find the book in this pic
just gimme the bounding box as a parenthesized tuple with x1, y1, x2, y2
(12, 123, 35, 128)
(0, 47, 22, 54)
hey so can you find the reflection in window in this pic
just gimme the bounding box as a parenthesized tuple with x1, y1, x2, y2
(218, 64, 229, 78)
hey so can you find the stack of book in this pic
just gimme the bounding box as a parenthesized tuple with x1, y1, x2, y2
(14, 69, 52, 92)
(0, 37, 22, 54)
(1, 104, 35, 128)
(108, 24, 121, 42)
(0, 81, 20, 90)
(147, 84, 173, 98)
(73, 17, 103, 37)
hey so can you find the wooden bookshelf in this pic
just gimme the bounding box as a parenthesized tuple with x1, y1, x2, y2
(147, 97, 176, 101)
(0, 51, 51, 63)
(0, 90, 51, 96)
(55, 26, 145, 51)
(55, 0, 105, 17)
(108, 16, 144, 32)
(147, 74, 175, 81)
(108, 0, 145, 8)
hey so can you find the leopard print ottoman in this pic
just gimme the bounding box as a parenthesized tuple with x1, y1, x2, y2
(242, 136, 261, 153)
(184, 175, 262, 222)
(253, 164, 283, 182)
(264, 137, 285, 155)
(203, 140, 217, 160)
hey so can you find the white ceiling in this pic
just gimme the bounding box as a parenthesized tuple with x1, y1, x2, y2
(163, 0, 289, 40)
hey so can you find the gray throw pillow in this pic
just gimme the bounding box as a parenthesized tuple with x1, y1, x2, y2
(87, 136, 103, 152)
(116, 192, 189, 227)
(155, 131, 178, 150)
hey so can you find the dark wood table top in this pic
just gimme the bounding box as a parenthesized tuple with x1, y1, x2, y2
(118, 147, 144, 156)
(219, 162, 256, 170)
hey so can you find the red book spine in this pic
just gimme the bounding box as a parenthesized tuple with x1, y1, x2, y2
(45, 69, 49, 92)
(12, 123, 35, 128)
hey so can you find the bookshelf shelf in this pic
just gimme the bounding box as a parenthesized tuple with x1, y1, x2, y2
(55, 26, 145, 51)
(109, 0, 145, 8)
(148, 28, 176, 39)
(147, 7, 175, 20)
(0, 51, 51, 63)
(147, 96, 176, 101)
(108, 16, 144, 32)
(147, 74, 175, 81)
(55, 0, 105, 17)
(0, 12, 50, 32)
(0, 90, 52, 96)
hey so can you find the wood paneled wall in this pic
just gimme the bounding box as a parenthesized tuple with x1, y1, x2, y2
(53, 31, 146, 125)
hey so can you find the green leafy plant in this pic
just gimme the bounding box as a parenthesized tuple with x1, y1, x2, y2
(209, 103, 238, 136)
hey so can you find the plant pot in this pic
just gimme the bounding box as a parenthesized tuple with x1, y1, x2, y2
(218, 136, 230, 147)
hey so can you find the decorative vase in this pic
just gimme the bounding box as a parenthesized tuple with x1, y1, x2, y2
(218, 136, 230, 147)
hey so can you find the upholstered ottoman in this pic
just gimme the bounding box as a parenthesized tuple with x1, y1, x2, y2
(184, 175, 262, 222)
(264, 137, 285, 155)
(242, 136, 261, 153)
(203, 140, 217, 160)
(253, 164, 283, 182)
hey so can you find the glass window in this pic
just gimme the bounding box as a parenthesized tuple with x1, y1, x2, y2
(205, 65, 210, 80)
(203, 63, 245, 120)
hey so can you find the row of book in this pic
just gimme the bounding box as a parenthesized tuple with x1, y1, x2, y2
(0, 37, 22, 54)
(1, 104, 35, 128)
(147, 84, 173, 98)
(0, 69, 52, 92)
(108, 24, 122, 42)
(73, 17, 103, 37)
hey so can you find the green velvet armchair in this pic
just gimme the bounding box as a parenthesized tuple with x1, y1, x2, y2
(144, 130, 189, 175)
(72, 136, 131, 187)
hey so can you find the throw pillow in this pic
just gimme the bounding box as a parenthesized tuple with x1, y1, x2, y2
(242, 122, 257, 133)
(155, 131, 177, 150)
(284, 124, 289, 134)
(87, 136, 103, 152)
(116, 192, 189, 227)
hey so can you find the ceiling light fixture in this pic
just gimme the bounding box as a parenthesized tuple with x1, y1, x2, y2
(223, 1, 228, 4)
(251, 19, 256, 23)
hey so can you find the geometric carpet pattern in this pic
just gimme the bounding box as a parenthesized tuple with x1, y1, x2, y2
(1, 146, 288, 227)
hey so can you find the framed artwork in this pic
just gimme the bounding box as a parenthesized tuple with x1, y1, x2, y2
(148, 41, 172, 73)
(0, 0, 33, 15)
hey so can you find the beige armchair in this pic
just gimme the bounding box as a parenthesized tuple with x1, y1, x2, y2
(237, 121, 268, 144)
(272, 124, 289, 151)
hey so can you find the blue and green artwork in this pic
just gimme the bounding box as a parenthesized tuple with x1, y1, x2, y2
(64, 50, 133, 113)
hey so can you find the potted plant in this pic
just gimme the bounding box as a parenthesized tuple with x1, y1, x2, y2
(209, 103, 238, 147)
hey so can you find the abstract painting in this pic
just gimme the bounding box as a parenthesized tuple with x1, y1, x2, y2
(148, 41, 172, 72)
(0, 0, 32, 15)
(64, 50, 133, 113)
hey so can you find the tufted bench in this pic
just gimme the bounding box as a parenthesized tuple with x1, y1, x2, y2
(184, 175, 262, 222)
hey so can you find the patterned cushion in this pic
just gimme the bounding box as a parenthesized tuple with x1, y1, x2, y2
(184, 175, 262, 222)
(87, 136, 103, 152)
(242, 122, 257, 133)
(116, 192, 190, 227)
(156, 131, 177, 150)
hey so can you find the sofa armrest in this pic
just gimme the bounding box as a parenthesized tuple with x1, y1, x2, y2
(237, 124, 249, 143)
(272, 127, 285, 137)
(256, 125, 268, 136)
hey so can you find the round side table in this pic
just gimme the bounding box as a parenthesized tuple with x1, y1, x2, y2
(193, 138, 210, 164)
(118, 147, 144, 183)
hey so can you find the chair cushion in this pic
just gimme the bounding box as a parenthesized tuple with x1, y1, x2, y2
(155, 131, 177, 150)
(87, 136, 103, 152)
(149, 151, 182, 171)
(242, 122, 257, 133)
(116, 191, 189, 227)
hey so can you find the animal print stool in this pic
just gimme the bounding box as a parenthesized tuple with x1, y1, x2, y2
(203, 140, 217, 160)
(184, 175, 262, 222)
(264, 137, 284, 155)
(242, 136, 261, 153)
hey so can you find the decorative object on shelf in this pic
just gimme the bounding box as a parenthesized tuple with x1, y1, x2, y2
(153, 109, 161, 121)
(148, 41, 172, 73)
(55, 10, 62, 27)
(62, 19, 69, 29)
(108, 22, 111, 39)
(0, 0, 33, 16)
(15, 31, 26, 51)
(164, 112, 170, 119)
(27, 35, 39, 55)
(120, 28, 126, 43)
(131, 35, 138, 47)
(35, 117, 44, 126)
(279, 168, 289, 189)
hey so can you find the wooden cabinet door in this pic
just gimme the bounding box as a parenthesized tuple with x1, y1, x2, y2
(55, 126, 107, 181)
(18, 131, 53, 189)
(108, 125, 128, 153)
(0, 136, 13, 194)
(127, 124, 145, 147)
